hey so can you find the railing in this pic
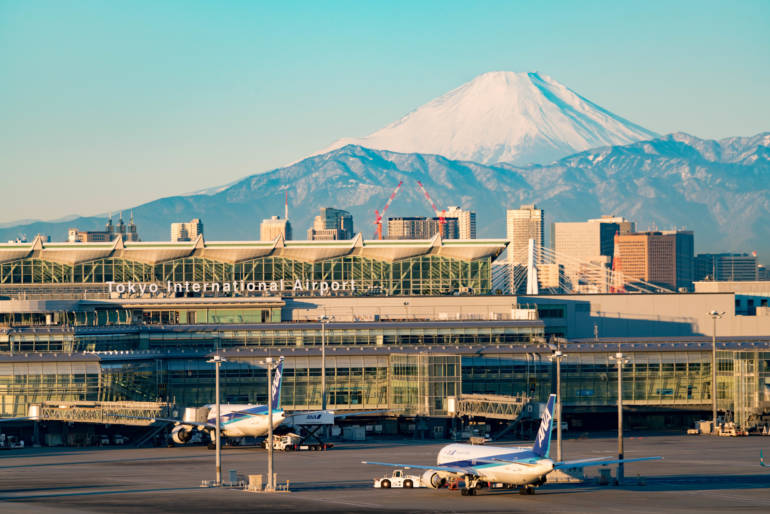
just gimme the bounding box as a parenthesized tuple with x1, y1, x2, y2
(30, 400, 175, 426)
(451, 393, 531, 420)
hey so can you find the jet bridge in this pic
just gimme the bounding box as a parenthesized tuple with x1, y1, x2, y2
(28, 401, 176, 426)
(449, 393, 531, 421)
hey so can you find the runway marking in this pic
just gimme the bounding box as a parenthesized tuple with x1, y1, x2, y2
(682, 490, 770, 506)
(316, 497, 384, 508)
(0, 486, 200, 501)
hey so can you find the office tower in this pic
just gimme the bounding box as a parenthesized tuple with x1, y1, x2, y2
(307, 207, 354, 240)
(663, 230, 694, 290)
(506, 205, 544, 266)
(589, 215, 635, 235)
(615, 230, 693, 290)
(445, 206, 477, 239)
(171, 219, 204, 242)
(695, 253, 759, 281)
(260, 215, 292, 241)
(387, 217, 459, 239)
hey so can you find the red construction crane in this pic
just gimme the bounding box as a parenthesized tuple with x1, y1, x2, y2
(416, 180, 446, 226)
(373, 180, 403, 240)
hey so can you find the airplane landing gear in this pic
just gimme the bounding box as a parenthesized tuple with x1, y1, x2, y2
(461, 476, 481, 496)
(519, 486, 535, 495)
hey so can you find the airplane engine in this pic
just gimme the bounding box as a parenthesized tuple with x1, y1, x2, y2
(171, 425, 193, 444)
(421, 471, 446, 489)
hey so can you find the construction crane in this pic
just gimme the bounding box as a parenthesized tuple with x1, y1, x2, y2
(373, 180, 403, 240)
(416, 180, 446, 227)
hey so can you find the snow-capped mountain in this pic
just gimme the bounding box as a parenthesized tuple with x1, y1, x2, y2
(4, 133, 768, 260)
(317, 71, 658, 165)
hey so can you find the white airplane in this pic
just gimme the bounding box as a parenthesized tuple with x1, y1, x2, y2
(168, 358, 384, 444)
(363, 394, 662, 495)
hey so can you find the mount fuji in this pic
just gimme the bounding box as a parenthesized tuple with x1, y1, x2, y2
(317, 71, 658, 165)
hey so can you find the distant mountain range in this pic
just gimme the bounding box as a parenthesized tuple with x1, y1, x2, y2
(3, 132, 769, 260)
(315, 71, 658, 165)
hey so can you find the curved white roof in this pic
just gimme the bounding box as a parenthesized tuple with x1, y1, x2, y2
(0, 243, 33, 263)
(0, 235, 507, 265)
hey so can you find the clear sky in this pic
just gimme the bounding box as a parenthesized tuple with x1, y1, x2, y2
(1, 0, 768, 223)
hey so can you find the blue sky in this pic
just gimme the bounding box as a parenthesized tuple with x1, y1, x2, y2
(1, 0, 768, 223)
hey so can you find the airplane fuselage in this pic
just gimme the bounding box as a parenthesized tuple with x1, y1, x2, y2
(205, 404, 285, 438)
(437, 443, 554, 485)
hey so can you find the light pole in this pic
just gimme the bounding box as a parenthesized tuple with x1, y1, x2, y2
(260, 356, 283, 492)
(708, 310, 725, 433)
(320, 315, 332, 411)
(548, 339, 566, 462)
(206, 354, 226, 486)
(609, 351, 628, 484)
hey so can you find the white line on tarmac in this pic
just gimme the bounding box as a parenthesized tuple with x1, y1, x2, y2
(315, 497, 384, 508)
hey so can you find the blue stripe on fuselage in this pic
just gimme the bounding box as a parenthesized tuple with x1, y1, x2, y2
(207, 407, 283, 425)
(439, 450, 541, 470)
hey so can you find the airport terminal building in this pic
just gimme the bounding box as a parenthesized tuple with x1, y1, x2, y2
(1, 236, 769, 434)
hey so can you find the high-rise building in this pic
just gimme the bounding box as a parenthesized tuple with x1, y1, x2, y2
(68, 213, 140, 243)
(663, 230, 694, 290)
(307, 207, 354, 240)
(171, 219, 203, 242)
(589, 215, 635, 235)
(695, 253, 758, 281)
(445, 206, 476, 239)
(506, 205, 543, 266)
(260, 216, 292, 241)
(615, 230, 693, 290)
(387, 217, 459, 239)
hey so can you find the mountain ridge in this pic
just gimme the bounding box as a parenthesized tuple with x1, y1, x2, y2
(2, 132, 768, 261)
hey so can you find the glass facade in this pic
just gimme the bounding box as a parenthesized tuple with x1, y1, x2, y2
(0, 255, 492, 296)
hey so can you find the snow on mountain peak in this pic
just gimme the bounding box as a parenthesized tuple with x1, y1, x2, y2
(316, 71, 658, 165)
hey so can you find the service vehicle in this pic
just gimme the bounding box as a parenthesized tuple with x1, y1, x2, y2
(263, 432, 331, 451)
(373, 469, 424, 488)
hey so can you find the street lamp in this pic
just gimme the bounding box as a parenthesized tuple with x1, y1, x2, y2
(259, 356, 284, 492)
(548, 339, 566, 462)
(609, 351, 629, 484)
(206, 353, 227, 486)
(708, 310, 725, 433)
(320, 315, 333, 411)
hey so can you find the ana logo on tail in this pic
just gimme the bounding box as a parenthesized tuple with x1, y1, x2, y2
(532, 394, 556, 458)
(270, 358, 284, 409)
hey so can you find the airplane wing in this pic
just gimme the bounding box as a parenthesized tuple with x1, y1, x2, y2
(0, 416, 35, 423)
(555, 456, 662, 470)
(362, 460, 475, 475)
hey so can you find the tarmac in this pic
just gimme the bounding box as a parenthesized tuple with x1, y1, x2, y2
(1, 433, 769, 513)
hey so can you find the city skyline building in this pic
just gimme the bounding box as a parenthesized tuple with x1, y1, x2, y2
(506, 204, 544, 266)
(68, 212, 139, 243)
(387, 217, 459, 240)
(695, 253, 758, 281)
(307, 207, 354, 240)
(615, 230, 694, 290)
(170, 218, 203, 242)
(445, 206, 477, 239)
(260, 215, 292, 241)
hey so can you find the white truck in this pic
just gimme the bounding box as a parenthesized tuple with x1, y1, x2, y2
(263, 433, 330, 451)
(373, 469, 424, 488)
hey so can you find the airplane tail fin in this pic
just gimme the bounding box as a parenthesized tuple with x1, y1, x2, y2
(270, 357, 284, 410)
(532, 394, 556, 458)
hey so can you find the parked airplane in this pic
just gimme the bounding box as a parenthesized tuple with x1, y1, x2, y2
(167, 358, 384, 444)
(363, 394, 662, 495)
